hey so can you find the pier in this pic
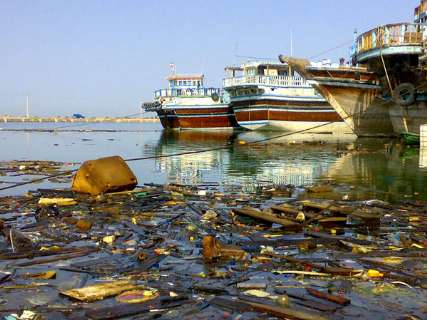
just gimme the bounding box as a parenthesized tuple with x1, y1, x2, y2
(0, 115, 159, 123)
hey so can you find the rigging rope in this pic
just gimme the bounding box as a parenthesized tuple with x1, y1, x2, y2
(1, 50, 423, 193)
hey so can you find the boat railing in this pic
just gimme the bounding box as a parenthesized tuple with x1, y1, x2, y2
(355, 23, 426, 55)
(154, 87, 222, 98)
(222, 75, 307, 88)
(142, 101, 162, 112)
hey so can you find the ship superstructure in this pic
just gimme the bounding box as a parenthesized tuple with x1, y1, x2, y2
(222, 61, 346, 132)
(143, 73, 238, 129)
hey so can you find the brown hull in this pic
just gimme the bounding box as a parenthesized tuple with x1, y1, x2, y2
(234, 109, 342, 123)
(231, 97, 344, 131)
(389, 99, 427, 134)
(157, 106, 239, 129)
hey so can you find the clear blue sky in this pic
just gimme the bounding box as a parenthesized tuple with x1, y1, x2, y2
(0, 0, 420, 117)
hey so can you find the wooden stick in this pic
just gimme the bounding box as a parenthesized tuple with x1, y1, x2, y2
(10, 248, 98, 267)
(233, 207, 302, 230)
(306, 288, 350, 306)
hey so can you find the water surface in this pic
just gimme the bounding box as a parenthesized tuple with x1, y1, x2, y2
(0, 122, 426, 202)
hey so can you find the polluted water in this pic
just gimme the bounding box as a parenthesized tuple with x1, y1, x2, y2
(0, 122, 426, 319)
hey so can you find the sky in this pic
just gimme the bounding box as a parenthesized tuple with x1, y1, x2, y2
(0, 0, 420, 117)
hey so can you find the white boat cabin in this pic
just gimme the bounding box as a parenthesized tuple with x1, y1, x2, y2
(223, 61, 307, 89)
(154, 74, 221, 100)
(222, 61, 323, 99)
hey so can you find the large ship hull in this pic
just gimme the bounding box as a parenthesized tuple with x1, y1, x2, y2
(232, 98, 346, 132)
(157, 104, 239, 129)
(281, 57, 396, 137)
(389, 94, 427, 134)
(309, 83, 395, 137)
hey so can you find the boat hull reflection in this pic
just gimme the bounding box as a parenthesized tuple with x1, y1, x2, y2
(150, 130, 349, 188)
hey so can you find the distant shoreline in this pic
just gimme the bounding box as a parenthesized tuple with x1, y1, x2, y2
(0, 116, 159, 123)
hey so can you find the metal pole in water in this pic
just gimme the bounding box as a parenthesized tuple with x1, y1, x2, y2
(26, 96, 30, 118)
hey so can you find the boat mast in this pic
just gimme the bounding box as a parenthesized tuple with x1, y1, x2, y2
(289, 29, 293, 76)
(169, 63, 176, 75)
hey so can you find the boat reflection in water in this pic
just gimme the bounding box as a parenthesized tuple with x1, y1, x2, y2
(326, 142, 427, 201)
(146, 130, 427, 201)
(151, 130, 237, 185)
(149, 130, 355, 189)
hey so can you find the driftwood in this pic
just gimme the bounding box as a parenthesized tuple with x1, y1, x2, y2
(85, 301, 158, 320)
(0, 246, 97, 260)
(10, 247, 98, 267)
(274, 254, 356, 276)
(84, 295, 190, 319)
(233, 207, 302, 230)
(210, 296, 329, 320)
(304, 231, 373, 245)
(286, 292, 338, 312)
(306, 288, 351, 306)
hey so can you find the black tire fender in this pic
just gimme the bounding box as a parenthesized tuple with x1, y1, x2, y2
(393, 83, 416, 106)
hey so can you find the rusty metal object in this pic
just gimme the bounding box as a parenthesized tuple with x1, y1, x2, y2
(72, 156, 137, 196)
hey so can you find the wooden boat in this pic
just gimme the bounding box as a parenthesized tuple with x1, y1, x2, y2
(222, 61, 348, 133)
(143, 73, 239, 129)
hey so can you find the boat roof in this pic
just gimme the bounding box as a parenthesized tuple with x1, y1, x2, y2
(225, 60, 289, 72)
(166, 74, 204, 81)
(241, 60, 287, 68)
